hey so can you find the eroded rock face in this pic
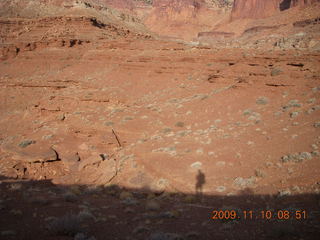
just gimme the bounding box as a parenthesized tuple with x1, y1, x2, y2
(231, 0, 320, 20)
(290, 0, 320, 7)
(144, 0, 202, 39)
(101, 0, 135, 10)
(153, 0, 203, 8)
(231, 0, 281, 20)
(144, 0, 229, 39)
(149, 0, 203, 22)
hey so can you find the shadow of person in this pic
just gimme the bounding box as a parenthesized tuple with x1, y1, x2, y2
(195, 169, 206, 200)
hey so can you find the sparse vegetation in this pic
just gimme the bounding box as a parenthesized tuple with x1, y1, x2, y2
(47, 214, 82, 236)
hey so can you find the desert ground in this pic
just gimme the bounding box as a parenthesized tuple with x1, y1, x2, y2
(0, 0, 320, 240)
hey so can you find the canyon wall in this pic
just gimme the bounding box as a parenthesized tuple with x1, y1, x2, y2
(231, 0, 281, 20)
(144, 0, 230, 39)
(291, 0, 320, 7)
(231, 0, 320, 20)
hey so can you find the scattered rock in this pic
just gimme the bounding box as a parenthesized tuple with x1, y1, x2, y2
(186, 231, 200, 239)
(243, 109, 252, 116)
(233, 176, 256, 188)
(58, 113, 65, 121)
(78, 209, 95, 221)
(47, 214, 81, 237)
(0, 203, 6, 210)
(152, 147, 177, 156)
(196, 148, 203, 155)
(104, 121, 114, 126)
(63, 192, 78, 203)
(271, 68, 283, 76)
(247, 141, 254, 145)
(119, 191, 134, 200)
(281, 152, 312, 163)
(278, 189, 292, 197)
(216, 186, 226, 193)
(190, 161, 202, 169)
(10, 209, 22, 215)
(162, 128, 172, 134)
(309, 39, 320, 50)
(216, 161, 226, 167)
(70, 185, 82, 195)
(29, 197, 50, 205)
(290, 111, 299, 118)
(149, 232, 185, 240)
(133, 225, 150, 234)
(9, 183, 22, 191)
(74, 233, 96, 240)
(312, 87, 320, 93)
(267, 223, 297, 238)
(175, 122, 185, 128)
(124, 207, 134, 213)
(307, 98, 316, 104)
(159, 210, 180, 218)
(300, 152, 313, 160)
(247, 112, 260, 121)
(309, 105, 320, 113)
(18, 140, 36, 148)
(283, 100, 302, 111)
(1, 230, 16, 236)
(184, 195, 196, 203)
(123, 116, 134, 121)
(74, 233, 86, 240)
(254, 169, 266, 178)
(145, 200, 160, 211)
(256, 97, 269, 105)
(291, 185, 301, 192)
(314, 122, 320, 128)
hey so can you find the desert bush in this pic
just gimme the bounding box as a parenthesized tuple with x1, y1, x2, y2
(47, 214, 81, 236)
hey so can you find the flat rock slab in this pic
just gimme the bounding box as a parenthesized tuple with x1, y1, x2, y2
(1, 141, 58, 163)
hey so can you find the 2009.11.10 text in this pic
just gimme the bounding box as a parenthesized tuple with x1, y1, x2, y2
(211, 210, 307, 220)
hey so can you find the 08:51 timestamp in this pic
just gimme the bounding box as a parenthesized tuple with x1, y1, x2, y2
(211, 210, 307, 220)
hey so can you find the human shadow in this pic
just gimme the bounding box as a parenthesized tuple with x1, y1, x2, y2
(195, 169, 206, 200)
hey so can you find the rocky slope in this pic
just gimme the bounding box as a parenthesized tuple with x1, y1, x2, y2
(0, 1, 320, 239)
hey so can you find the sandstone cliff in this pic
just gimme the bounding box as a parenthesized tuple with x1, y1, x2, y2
(144, 0, 231, 39)
(231, 0, 320, 20)
(231, 0, 281, 20)
(290, 0, 320, 7)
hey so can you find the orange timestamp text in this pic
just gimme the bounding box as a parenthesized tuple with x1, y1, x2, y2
(211, 210, 307, 220)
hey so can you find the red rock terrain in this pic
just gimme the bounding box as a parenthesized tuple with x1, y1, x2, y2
(0, 0, 320, 240)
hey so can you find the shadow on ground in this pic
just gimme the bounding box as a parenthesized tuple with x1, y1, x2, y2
(0, 174, 319, 240)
